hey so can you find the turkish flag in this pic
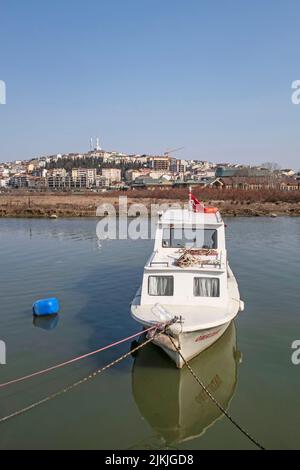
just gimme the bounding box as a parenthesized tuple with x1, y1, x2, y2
(189, 191, 203, 212)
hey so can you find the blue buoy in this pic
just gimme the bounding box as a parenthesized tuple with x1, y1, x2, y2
(33, 298, 60, 316)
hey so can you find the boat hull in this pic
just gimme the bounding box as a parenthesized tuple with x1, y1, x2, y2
(148, 322, 231, 368)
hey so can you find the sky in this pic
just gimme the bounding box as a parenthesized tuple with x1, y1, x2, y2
(0, 0, 300, 167)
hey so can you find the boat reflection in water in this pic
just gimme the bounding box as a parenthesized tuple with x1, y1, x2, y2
(132, 322, 241, 445)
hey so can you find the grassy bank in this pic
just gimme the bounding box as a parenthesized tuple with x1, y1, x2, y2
(0, 190, 300, 217)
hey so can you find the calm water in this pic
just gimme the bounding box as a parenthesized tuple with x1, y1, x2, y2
(0, 217, 299, 450)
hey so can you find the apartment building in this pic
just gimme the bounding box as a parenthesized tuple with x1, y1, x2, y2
(149, 156, 171, 171)
(71, 168, 97, 184)
(124, 168, 151, 182)
(101, 168, 121, 182)
(47, 175, 90, 189)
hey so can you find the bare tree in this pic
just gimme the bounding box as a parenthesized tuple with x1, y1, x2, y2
(261, 162, 281, 171)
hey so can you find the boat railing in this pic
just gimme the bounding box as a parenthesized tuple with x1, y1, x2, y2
(150, 261, 169, 267)
(149, 252, 169, 267)
(147, 250, 226, 270)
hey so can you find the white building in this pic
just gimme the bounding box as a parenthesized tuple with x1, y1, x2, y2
(71, 168, 97, 185)
(102, 168, 121, 183)
(0, 178, 9, 188)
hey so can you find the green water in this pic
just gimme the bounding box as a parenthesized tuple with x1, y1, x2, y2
(0, 217, 299, 450)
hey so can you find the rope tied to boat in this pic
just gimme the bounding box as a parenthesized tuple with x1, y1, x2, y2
(176, 248, 220, 268)
(166, 334, 266, 450)
(178, 248, 218, 257)
(0, 324, 158, 390)
(0, 324, 172, 424)
(0, 318, 266, 451)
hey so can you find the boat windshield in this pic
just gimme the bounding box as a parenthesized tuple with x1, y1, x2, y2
(162, 227, 218, 249)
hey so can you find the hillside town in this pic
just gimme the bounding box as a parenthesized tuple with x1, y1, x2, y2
(0, 141, 299, 193)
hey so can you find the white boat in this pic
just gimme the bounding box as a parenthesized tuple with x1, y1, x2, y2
(131, 190, 244, 368)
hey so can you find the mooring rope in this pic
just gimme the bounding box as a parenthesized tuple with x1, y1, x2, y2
(0, 327, 162, 424)
(0, 325, 158, 390)
(0, 321, 266, 451)
(167, 335, 266, 450)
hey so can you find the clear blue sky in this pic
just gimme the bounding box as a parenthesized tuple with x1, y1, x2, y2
(1, 0, 300, 167)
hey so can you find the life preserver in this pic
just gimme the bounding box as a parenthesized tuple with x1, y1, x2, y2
(204, 207, 218, 214)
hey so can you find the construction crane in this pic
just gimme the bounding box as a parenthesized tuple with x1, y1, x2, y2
(164, 146, 185, 157)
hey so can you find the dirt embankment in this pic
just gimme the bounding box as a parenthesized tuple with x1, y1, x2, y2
(1, 192, 300, 218)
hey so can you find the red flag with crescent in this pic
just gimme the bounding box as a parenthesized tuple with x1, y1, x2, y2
(189, 189, 203, 212)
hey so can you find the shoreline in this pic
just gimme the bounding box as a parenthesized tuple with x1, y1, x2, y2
(1, 192, 300, 218)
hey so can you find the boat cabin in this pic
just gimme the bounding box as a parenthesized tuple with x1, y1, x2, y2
(140, 208, 228, 307)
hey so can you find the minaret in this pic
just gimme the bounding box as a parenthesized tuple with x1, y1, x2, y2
(90, 137, 94, 151)
(96, 137, 101, 151)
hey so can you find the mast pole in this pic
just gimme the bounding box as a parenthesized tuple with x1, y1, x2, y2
(189, 185, 192, 211)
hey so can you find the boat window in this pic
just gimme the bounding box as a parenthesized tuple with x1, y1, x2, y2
(162, 228, 217, 249)
(148, 276, 174, 296)
(194, 278, 220, 297)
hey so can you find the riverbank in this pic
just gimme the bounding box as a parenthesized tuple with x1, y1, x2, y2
(1, 192, 300, 217)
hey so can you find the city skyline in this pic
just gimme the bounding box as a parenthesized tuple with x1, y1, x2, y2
(1, 0, 300, 166)
(0, 142, 299, 172)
